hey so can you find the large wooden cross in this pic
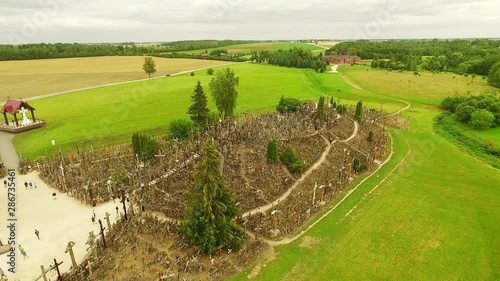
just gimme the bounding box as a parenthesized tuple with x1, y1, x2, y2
(65, 241, 78, 269)
(98, 219, 107, 248)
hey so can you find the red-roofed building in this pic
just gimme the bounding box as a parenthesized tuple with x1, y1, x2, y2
(322, 53, 361, 64)
(1, 99, 45, 133)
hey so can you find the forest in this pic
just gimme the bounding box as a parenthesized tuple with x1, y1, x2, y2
(329, 39, 500, 80)
(251, 48, 327, 72)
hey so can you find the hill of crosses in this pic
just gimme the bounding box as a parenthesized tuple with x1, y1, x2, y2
(20, 101, 390, 280)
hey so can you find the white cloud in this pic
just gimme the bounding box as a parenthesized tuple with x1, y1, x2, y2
(0, 0, 498, 44)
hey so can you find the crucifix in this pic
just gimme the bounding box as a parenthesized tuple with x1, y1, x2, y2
(53, 258, 64, 281)
(98, 219, 107, 248)
(34, 265, 51, 281)
(85, 231, 97, 259)
(19, 106, 32, 126)
(65, 241, 78, 269)
(86, 260, 94, 279)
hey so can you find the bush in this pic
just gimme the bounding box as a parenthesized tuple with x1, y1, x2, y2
(190, 72, 195, 76)
(487, 62, 500, 88)
(367, 131, 374, 142)
(280, 145, 305, 173)
(276, 95, 301, 113)
(441, 96, 466, 113)
(131, 133, 159, 161)
(470, 109, 495, 130)
(168, 119, 194, 140)
(207, 68, 215, 75)
(455, 104, 476, 123)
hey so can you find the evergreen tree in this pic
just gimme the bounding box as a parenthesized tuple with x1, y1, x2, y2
(187, 81, 210, 128)
(317, 96, 325, 120)
(355, 101, 363, 122)
(180, 139, 244, 254)
(267, 140, 277, 163)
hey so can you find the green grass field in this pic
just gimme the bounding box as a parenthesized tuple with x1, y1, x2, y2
(339, 64, 500, 106)
(13, 63, 401, 158)
(226, 66, 500, 281)
(177, 42, 324, 54)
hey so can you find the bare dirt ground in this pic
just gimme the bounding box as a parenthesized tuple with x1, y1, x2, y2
(0, 56, 236, 102)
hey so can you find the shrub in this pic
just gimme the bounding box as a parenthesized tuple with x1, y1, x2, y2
(367, 131, 374, 142)
(168, 119, 193, 140)
(280, 145, 305, 173)
(276, 95, 301, 113)
(207, 68, 215, 75)
(455, 104, 476, 123)
(355, 101, 363, 122)
(131, 133, 159, 161)
(190, 72, 195, 76)
(470, 109, 495, 130)
(441, 96, 466, 113)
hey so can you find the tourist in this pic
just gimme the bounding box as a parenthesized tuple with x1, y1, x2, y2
(24, 181, 28, 188)
(91, 210, 96, 224)
(3, 180, 6, 188)
(18, 245, 28, 259)
(35, 229, 40, 240)
(29, 181, 33, 188)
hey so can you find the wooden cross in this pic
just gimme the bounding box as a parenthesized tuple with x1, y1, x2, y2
(98, 219, 107, 248)
(53, 258, 63, 281)
(65, 241, 78, 269)
(86, 260, 94, 278)
(121, 190, 128, 221)
(104, 212, 112, 232)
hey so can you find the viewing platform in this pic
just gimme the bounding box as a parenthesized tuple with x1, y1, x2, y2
(0, 119, 46, 133)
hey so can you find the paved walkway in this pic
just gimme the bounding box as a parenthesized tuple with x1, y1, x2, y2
(0, 131, 19, 169)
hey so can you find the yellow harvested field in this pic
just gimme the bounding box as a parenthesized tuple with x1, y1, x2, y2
(0, 56, 234, 101)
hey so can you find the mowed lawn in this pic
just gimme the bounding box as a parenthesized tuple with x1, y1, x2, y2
(178, 42, 324, 54)
(13, 63, 402, 158)
(0, 56, 234, 101)
(340, 64, 500, 106)
(228, 67, 500, 280)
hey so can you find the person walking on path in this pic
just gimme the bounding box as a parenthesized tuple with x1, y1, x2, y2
(35, 229, 40, 240)
(18, 245, 28, 259)
(91, 210, 96, 224)
(29, 181, 33, 188)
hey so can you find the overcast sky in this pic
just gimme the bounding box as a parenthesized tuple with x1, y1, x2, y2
(0, 0, 499, 44)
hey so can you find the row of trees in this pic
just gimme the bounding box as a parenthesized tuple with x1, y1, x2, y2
(251, 48, 327, 72)
(0, 43, 163, 61)
(160, 40, 255, 52)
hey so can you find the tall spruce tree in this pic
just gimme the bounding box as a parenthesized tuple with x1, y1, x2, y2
(180, 139, 243, 254)
(355, 101, 363, 122)
(187, 81, 210, 128)
(317, 96, 325, 120)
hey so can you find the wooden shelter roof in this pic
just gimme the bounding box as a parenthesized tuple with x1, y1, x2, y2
(1, 99, 35, 115)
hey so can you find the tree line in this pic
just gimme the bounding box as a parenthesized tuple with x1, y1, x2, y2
(160, 40, 256, 52)
(251, 48, 327, 72)
(0, 43, 164, 61)
(329, 39, 500, 80)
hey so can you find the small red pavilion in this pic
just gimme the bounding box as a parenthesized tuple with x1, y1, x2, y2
(0, 99, 45, 133)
